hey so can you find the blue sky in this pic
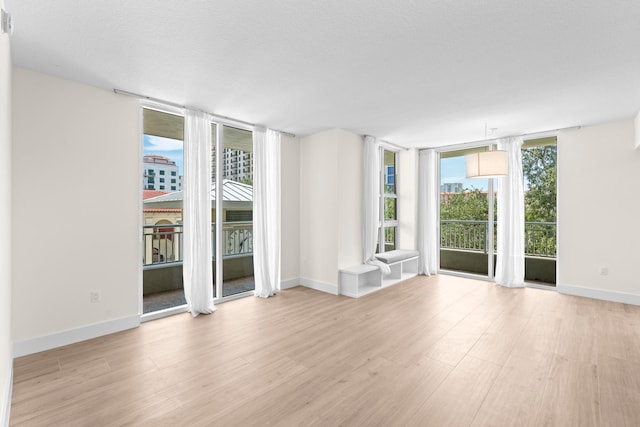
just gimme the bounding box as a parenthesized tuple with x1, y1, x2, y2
(440, 156, 488, 191)
(143, 134, 184, 175)
(142, 136, 492, 191)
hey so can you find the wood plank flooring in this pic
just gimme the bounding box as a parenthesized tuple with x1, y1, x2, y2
(10, 275, 640, 426)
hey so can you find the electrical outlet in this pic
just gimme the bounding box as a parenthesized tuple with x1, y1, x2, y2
(90, 290, 101, 303)
(600, 267, 609, 276)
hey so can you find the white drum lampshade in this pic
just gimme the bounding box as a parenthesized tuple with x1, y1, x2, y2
(465, 151, 508, 178)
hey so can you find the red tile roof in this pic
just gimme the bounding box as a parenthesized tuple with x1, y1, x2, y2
(143, 208, 182, 213)
(143, 190, 169, 200)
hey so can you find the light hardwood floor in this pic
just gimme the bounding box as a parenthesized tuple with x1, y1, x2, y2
(10, 275, 640, 426)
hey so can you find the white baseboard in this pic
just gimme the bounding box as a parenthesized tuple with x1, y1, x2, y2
(1, 360, 12, 427)
(299, 277, 339, 295)
(280, 278, 300, 290)
(13, 315, 140, 358)
(340, 289, 359, 298)
(558, 283, 640, 306)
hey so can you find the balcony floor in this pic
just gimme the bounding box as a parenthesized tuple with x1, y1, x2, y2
(143, 275, 256, 313)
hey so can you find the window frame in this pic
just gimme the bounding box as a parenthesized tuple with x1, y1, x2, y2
(378, 147, 399, 253)
(140, 101, 260, 321)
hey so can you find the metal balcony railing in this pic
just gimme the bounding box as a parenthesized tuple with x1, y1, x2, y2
(143, 221, 253, 266)
(523, 221, 556, 257)
(440, 220, 556, 258)
(440, 220, 488, 253)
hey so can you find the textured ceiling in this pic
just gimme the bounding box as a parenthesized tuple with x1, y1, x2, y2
(6, 0, 640, 147)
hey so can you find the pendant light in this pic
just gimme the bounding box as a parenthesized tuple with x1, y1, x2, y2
(466, 125, 508, 178)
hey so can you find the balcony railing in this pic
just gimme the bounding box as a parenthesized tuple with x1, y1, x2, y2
(440, 220, 487, 253)
(523, 221, 556, 257)
(143, 221, 253, 266)
(440, 220, 556, 258)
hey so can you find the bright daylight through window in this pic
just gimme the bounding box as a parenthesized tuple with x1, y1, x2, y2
(379, 149, 398, 253)
(438, 138, 557, 284)
(141, 108, 257, 315)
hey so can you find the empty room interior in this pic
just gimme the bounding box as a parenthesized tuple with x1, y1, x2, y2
(2, 1, 640, 426)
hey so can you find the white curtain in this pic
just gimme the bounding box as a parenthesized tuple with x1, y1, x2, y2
(363, 136, 390, 273)
(183, 110, 216, 315)
(495, 137, 525, 287)
(418, 149, 439, 275)
(253, 128, 281, 298)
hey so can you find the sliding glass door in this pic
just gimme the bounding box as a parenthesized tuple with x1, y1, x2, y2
(522, 137, 557, 285)
(439, 147, 496, 278)
(220, 125, 255, 297)
(142, 108, 256, 315)
(211, 123, 255, 299)
(438, 139, 557, 284)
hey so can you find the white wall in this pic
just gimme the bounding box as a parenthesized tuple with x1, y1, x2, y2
(12, 69, 140, 353)
(557, 118, 640, 302)
(300, 129, 341, 289)
(337, 131, 364, 271)
(281, 134, 300, 285)
(299, 129, 362, 292)
(0, 0, 13, 422)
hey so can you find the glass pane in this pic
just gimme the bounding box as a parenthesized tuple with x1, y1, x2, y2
(222, 125, 255, 297)
(384, 227, 396, 252)
(439, 152, 489, 275)
(383, 150, 396, 194)
(522, 139, 557, 285)
(142, 108, 185, 313)
(384, 198, 396, 221)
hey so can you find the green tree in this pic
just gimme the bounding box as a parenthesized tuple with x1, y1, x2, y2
(522, 145, 556, 222)
(439, 146, 557, 257)
(440, 188, 491, 250)
(440, 188, 489, 221)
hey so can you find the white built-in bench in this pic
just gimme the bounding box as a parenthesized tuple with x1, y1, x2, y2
(339, 249, 419, 298)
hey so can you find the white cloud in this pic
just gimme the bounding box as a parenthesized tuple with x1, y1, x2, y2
(144, 135, 183, 152)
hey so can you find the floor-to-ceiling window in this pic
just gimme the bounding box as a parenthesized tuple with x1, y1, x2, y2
(373, 147, 400, 254)
(141, 107, 186, 313)
(381, 149, 398, 252)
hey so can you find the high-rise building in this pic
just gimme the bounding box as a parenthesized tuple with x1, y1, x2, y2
(211, 148, 253, 184)
(440, 182, 464, 193)
(143, 154, 182, 191)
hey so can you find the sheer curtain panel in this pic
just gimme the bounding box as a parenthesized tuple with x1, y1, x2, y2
(418, 149, 438, 275)
(495, 137, 525, 287)
(253, 129, 281, 298)
(363, 136, 390, 273)
(183, 110, 216, 315)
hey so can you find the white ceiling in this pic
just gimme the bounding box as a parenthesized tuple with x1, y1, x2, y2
(6, 0, 640, 148)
